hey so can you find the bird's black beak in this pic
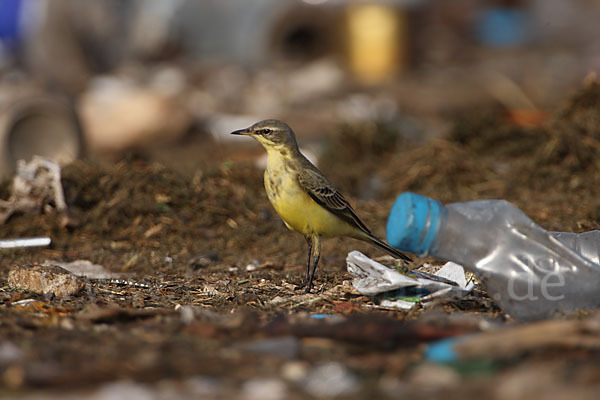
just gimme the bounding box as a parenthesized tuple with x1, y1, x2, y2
(230, 128, 251, 136)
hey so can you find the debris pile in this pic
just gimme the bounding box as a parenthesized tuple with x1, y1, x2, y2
(0, 157, 67, 224)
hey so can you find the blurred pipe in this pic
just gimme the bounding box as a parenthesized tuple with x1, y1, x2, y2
(0, 236, 51, 249)
(0, 94, 84, 178)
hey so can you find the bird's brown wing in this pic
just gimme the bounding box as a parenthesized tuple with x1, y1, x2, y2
(297, 163, 412, 262)
(297, 167, 372, 235)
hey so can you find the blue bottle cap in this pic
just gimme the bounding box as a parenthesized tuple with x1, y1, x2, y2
(386, 192, 443, 255)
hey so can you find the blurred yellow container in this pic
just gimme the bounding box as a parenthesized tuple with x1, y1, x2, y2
(346, 3, 405, 84)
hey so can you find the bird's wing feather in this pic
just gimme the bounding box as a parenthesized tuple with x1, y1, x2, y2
(297, 168, 372, 235)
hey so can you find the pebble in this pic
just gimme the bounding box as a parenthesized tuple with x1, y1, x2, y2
(303, 362, 359, 398)
(241, 378, 287, 400)
(238, 336, 301, 359)
(8, 264, 84, 297)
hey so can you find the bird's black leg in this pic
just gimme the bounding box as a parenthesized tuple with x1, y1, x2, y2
(295, 236, 313, 292)
(305, 236, 313, 284)
(305, 235, 321, 293)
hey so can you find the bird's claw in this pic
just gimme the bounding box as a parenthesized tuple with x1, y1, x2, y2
(294, 281, 314, 293)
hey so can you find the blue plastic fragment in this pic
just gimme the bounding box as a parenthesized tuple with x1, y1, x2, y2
(310, 314, 333, 320)
(425, 337, 460, 363)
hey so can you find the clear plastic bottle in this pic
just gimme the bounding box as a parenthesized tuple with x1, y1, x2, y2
(386, 192, 600, 320)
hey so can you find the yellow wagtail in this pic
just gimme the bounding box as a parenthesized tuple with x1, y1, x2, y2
(231, 119, 411, 292)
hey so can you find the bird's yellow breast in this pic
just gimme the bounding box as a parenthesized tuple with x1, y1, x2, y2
(264, 152, 356, 238)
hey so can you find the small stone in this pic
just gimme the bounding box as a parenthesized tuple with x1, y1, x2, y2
(303, 362, 359, 398)
(241, 378, 287, 400)
(238, 336, 301, 359)
(8, 264, 84, 297)
(179, 305, 196, 324)
(281, 361, 309, 382)
(59, 318, 75, 330)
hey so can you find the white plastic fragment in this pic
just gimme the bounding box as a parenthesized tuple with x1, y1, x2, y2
(379, 299, 416, 310)
(0, 156, 67, 224)
(0, 236, 51, 249)
(44, 260, 122, 280)
(347, 251, 462, 294)
(436, 262, 469, 289)
(346, 251, 473, 310)
(347, 251, 422, 295)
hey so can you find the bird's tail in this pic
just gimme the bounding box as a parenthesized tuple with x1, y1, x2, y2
(367, 234, 412, 263)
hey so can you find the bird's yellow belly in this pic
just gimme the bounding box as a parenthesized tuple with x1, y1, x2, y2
(264, 171, 354, 237)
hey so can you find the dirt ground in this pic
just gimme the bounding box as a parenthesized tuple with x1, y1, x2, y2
(1, 82, 600, 399)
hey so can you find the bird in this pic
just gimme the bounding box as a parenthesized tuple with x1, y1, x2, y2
(231, 119, 412, 292)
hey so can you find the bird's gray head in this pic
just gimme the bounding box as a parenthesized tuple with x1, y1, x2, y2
(230, 119, 299, 151)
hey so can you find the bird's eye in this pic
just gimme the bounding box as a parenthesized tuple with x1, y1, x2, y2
(262, 129, 272, 134)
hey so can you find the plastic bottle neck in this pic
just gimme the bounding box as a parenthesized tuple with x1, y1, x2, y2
(386, 192, 444, 256)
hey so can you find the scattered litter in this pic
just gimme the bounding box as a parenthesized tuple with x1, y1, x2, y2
(378, 298, 416, 310)
(426, 314, 600, 363)
(11, 298, 41, 306)
(7, 264, 84, 298)
(43, 259, 122, 280)
(435, 262, 468, 288)
(0, 236, 51, 249)
(0, 156, 67, 224)
(347, 251, 474, 310)
(241, 377, 288, 400)
(237, 336, 301, 359)
(302, 362, 359, 398)
(102, 279, 154, 289)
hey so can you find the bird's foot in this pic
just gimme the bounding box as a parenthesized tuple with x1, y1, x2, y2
(294, 281, 314, 293)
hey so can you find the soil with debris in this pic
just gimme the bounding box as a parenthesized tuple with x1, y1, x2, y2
(1, 83, 600, 399)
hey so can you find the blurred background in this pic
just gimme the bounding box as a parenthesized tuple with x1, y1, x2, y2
(0, 0, 599, 177)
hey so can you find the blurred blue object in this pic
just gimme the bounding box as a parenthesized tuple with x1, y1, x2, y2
(476, 8, 530, 48)
(425, 337, 460, 363)
(0, 0, 23, 49)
